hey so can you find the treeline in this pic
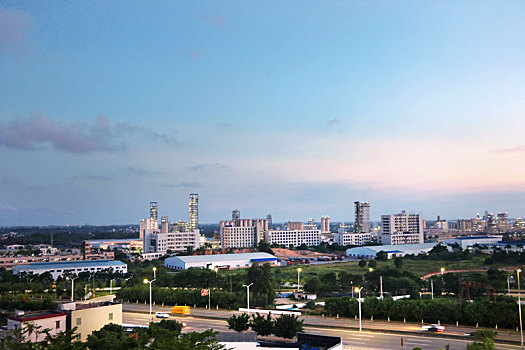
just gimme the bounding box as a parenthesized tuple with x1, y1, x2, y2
(0, 294, 55, 311)
(325, 297, 521, 329)
(117, 286, 245, 309)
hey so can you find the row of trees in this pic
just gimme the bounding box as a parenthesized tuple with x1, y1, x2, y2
(227, 313, 304, 339)
(1, 320, 224, 350)
(325, 296, 521, 329)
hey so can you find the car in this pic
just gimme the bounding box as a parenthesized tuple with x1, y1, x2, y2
(155, 312, 170, 318)
(422, 324, 445, 332)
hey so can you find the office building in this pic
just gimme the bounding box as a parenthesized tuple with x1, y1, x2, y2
(265, 229, 322, 247)
(189, 193, 199, 230)
(497, 213, 509, 232)
(60, 300, 122, 342)
(143, 230, 201, 254)
(220, 218, 268, 248)
(334, 231, 371, 246)
(12, 260, 127, 280)
(305, 218, 317, 230)
(161, 216, 169, 233)
(149, 201, 158, 221)
(354, 202, 371, 233)
(379, 211, 424, 245)
(443, 235, 504, 250)
(232, 210, 241, 225)
(266, 214, 272, 230)
(321, 216, 330, 233)
(165, 252, 279, 270)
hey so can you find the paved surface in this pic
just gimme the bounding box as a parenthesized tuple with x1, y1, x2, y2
(123, 303, 523, 348)
(123, 311, 522, 350)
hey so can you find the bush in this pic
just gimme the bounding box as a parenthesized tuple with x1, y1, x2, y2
(227, 313, 250, 332)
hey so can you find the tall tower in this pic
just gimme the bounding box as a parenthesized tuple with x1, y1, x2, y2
(149, 202, 158, 221)
(189, 193, 199, 231)
(354, 202, 371, 233)
(232, 210, 240, 226)
(266, 214, 273, 230)
(161, 216, 169, 233)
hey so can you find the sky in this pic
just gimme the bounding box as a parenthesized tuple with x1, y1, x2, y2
(1, 1, 524, 226)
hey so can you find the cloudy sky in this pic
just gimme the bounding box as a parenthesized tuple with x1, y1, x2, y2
(1, 1, 524, 226)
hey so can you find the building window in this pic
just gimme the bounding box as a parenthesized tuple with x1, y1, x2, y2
(76, 318, 81, 325)
(108, 313, 113, 320)
(56, 320, 60, 329)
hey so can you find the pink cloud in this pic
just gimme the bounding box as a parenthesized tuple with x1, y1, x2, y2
(0, 5, 32, 58)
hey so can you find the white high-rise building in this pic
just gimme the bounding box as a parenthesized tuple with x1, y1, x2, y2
(321, 216, 330, 233)
(380, 211, 423, 245)
(189, 194, 199, 230)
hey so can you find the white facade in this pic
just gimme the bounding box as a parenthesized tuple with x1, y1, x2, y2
(220, 219, 267, 248)
(7, 311, 67, 342)
(266, 230, 322, 247)
(164, 252, 279, 270)
(443, 235, 503, 250)
(380, 211, 424, 245)
(144, 230, 200, 254)
(12, 260, 127, 279)
(334, 231, 371, 246)
(346, 243, 437, 258)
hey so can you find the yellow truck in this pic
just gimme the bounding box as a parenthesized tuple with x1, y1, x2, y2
(171, 306, 190, 315)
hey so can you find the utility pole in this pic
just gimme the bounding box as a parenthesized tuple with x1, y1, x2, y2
(243, 283, 253, 313)
(380, 276, 384, 299)
(431, 280, 434, 300)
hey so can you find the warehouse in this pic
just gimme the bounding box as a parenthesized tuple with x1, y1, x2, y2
(164, 252, 279, 270)
(13, 260, 127, 279)
(346, 243, 437, 259)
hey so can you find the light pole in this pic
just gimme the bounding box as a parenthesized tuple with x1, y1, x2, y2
(351, 281, 354, 299)
(518, 269, 523, 348)
(243, 283, 253, 312)
(144, 278, 156, 315)
(297, 268, 302, 291)
(69, 276, 78, 301)
(355, 287, 363, 331)
(440, 267, 445, 276)
(110, 279, 114, 295)
(153, 267, 157, 279)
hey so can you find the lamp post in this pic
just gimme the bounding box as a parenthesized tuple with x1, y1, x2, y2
(355, 287, 363, 331)
(297, 268, 302, 291)
(518, 269, 523, 348)
(440, 267, 445, 276)
(153, 267, 157, 279)
(243, 283, 253, 312)
(351, 281, 354, 299)
(110, 279, 114, 295)
(69, 276, 78, 301)
(144, 278, 156, 315)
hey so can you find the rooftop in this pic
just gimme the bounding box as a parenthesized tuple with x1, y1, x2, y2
(7, 311, 67, 322)
(13, 259, 126, 271)
(85, 238, 142, 243)
(446, 235, 503, 240)
(346, 243, 436, 253)
(166, 252, 277, 264)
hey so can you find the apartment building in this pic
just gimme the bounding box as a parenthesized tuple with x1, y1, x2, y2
(380, 211, 424, 245)
(265, 229, 322, 247)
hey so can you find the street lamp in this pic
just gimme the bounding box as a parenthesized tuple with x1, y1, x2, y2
(243, 283, 253, 312)
(518, 269, 523, 348)
(153, 267, 157, 279)
(144, 278, 156, 315)
(368, 267, 374, 272)
(68, 276, 78, 301)
(297, 268, 302, 291)
(355, 287, 363, 331)
(440, 267, 445, 275)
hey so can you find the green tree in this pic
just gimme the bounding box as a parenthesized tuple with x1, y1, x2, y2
(85, 323, 146, 350)
(273, 314, 304, 339)
(368, 260, 377, 269)
(394, 258, 403, 269)
(227, 313, 250, 332)
(375, 251, 388, 261)
(250, 313, 274, 336)
(304, 277, 322, 294)
(358, 260, 367, 268)
(258, 241, 274, 255)
(466, 330, 497, 350)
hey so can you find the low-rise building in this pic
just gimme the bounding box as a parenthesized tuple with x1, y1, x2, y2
(333, 231, 371, 246)
(265, 229, 322, 247)
(59, 300, 122, 341)
(346, 243, 436, 259)
(0, 252, 114, 270)
(13, 260, 127, 279)
(164, 252, 279, 270)
(7, 310, 67, 342)
(442, 235, 503, 250)
(143, 230, 200, 254)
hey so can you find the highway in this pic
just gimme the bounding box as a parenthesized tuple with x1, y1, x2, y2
(123, 311, 523, 350)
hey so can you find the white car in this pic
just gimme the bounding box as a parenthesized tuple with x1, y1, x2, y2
(155, 312, 170, 318)
(422, 324, 445, 332)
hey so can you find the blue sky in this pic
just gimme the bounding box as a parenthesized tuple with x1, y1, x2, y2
(1, 1, 524, 225)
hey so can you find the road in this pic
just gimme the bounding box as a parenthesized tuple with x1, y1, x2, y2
(123, 311, 523, 350)
(123, 302, 522, 343)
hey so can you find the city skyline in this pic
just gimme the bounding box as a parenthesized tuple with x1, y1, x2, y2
(1, 1, 525, 225)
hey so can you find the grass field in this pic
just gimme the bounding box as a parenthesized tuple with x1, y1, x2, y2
(220, 254, 520, 285)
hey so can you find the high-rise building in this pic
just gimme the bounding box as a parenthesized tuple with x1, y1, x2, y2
(161, 216, 169, 233)
(354, 202, 371, 233)
(321, 216, 330, 233)
(232, 210, 241, 226)
(266, 214, 273, 230)
(379, 211, 423, 245)
(150, 202, 158, 221)
(305, 218, 317, 230)
(287, 221, 304, 230)
(189, 194, 199, 231)
(497, 212, 509, 232)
